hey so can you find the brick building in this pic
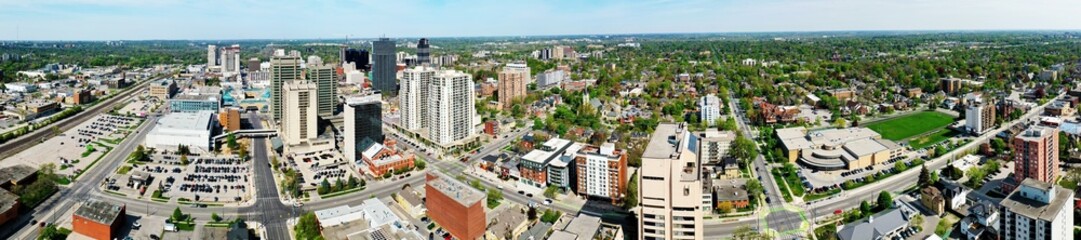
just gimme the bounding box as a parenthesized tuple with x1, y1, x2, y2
(573, 143, 628, 203)
(219, 107, 241, 132)
(360, 140, 415, 176)
(1006, 125, 1059, 193)
(425, 172, 486, 240)
(72, 200, 126, 240)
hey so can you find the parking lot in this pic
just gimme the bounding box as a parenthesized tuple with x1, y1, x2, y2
(117, 93, 161, 117)
(283, 152, 362, 192)
(106, 154, 255, 204)
(0, 114, 137, 178)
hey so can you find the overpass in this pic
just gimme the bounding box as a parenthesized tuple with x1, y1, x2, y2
(211, 129, 278, 148)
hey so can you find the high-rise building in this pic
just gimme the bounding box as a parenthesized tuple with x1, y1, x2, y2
(400, 66, 435, 130)
(498, 63, 529, 110)
(307, 62, 337, 117)
(270, 54, 302, 121)
(965, 100, 996, 134)
(343, 48, 370, 71)
(698, 94, 722, 126)
(425, 172, 486, 240)
(574, 143, 628, 203)
(281, 81, 318, 146)
(428, 69, 475, 145)
(417, 38, 431, 65)
(221, 44, 241, 74)
(999, 178, 1074, 240)
(372, 38, 398, 95)
(344, 93, 383, 163)
(1007, 125, 1059, 193)
(639, 123, 704, 240)
(207, 45, 218, 67)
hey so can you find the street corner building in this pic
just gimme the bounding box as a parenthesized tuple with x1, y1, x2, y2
(72, 199, 126, 240)
(425, 172, 486, 240)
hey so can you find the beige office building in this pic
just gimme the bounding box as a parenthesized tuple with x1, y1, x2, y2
(281, 81, 318, 146)
(639, 123, 704, 240)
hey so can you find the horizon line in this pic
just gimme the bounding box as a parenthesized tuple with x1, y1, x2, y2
(2, 29, 1080, 42)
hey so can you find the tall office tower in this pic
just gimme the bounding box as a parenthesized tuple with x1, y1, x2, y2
(428, 69, 475, 145)
(400, 66, 435, 130)
(221, 44, 241, 73)
(999, 179, 1074, 240)
(698, 94, 722, 125)
(344, 93, 383, 163)
(344, 48, 370, 71)
(281, 81, 318, 146)
(372, 38, 398, 95)
(1007, 125, 1059, 193)
(207, 45, 218, 67)
(307, 62, 337, 117)
(497, 63, 530, 110)
(417, 38, 431, 65)
(639, 123, 704, 240)
(270, 54, 302, 121)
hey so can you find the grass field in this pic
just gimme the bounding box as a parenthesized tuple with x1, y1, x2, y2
(865, 111, 955, 141)
(908, 128, 961, 149)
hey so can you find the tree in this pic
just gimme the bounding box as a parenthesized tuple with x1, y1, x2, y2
(226, 132, 238, 150)
(347, 176, 359, 188)
(894, 161, 908, 172)
(211, 212, 223, 222)
(544, 186, 560, 199)
(180, 155, 189, 165)
(860, 200, 872, 216)
(717, 201, 735, 213)
(746, 179, 763, 199)
(415, 159, 427, 170)
(911, 214, 924, 229)
(722, 116, 738, 131)
(294, 212, 325, 240)
(171, 207, 185, 222)
(317, 178, 331, 195)
(877, 191, 894, 210)
(527, 207, 538, 220)
(930, 171, 940, 185)
(732, 225, 771, 240)
(918, 166, 930, 187)
(540, 209, 560, 223)
(833, 118, 847, 128)
(731, 135, 759, 165)
(38, 224, 69, 240)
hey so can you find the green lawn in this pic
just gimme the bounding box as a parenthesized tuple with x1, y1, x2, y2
(865, 111, 955, 141)
(908, 128, 961, 149)
(771, 169, 794, 202)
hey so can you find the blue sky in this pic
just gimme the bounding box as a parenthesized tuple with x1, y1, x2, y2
(1, 0, 1080, 40)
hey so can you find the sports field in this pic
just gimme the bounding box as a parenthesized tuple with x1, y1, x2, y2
(864, 111, 955, 141)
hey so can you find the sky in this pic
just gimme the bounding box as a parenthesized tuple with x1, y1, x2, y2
(1, 0, 1081, 41)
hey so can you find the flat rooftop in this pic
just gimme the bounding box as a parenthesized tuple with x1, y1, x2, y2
(642, 123, 685, 159)
(152, 111, 215, 131)
(999, 178, 1072, 222)
(521, 138, 574, 165)
(0, 164, 37, 184)
(426, 172, 485, 206)
(74, 199, 124, 225)
(1016, 125, 1056, 142)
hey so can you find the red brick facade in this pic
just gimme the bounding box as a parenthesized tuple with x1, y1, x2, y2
(362, 143, 415, 176)
(72, 206, 125, 240)
(425, 174, 485, 240)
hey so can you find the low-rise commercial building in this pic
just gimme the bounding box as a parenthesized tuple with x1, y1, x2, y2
(359, 140, 415, 176)
(713, 185, 749, 209)
(169, 88, 222, 112)
(520, 138, 575, 188)
(836, 206, 913, 240)
(425, 172, 486, 240)
(144, 111, 217, 152)
(149, 79, 177, 100)
(315, 198, 423, 240)
(72, 200, 126, 240)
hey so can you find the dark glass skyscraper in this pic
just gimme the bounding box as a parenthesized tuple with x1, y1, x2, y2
(417, 38, 431, 65)
(345, 95, 383, 153)
(344, 48, 370, 71)
(372, 38, 397, 95)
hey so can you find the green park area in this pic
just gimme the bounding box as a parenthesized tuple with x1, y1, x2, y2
(865, 111, 955, 141)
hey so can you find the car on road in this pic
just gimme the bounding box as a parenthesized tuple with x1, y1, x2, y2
(518, 190, 525, 195)
(543, 199, 553, 205)
(133, 221, 142, 229)
(526, 193, 534, 198)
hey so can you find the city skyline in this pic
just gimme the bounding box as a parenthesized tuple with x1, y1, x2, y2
(1, 0, 1080, 40)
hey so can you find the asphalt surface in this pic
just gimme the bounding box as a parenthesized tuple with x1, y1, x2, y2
(0, 76, 157, 160)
